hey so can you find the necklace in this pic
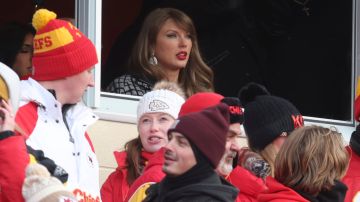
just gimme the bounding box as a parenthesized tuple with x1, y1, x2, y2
(293, 0, 310, 16)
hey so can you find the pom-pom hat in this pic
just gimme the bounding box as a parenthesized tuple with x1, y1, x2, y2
(239, 83, 304, 151)
(32, 9, 98, 81)
(22, 164, 77, 202)
(137, 89, 185, 122)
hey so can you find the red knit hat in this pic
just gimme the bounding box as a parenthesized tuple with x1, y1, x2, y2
(179, 92, 224, 116)
(168, 103, 230, 168)
(179, 92, 244, 124)
(31, 9, 98, 81)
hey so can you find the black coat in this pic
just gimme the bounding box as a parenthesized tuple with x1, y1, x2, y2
(296, 181, 348, 202)
(143, 172, 239, 202)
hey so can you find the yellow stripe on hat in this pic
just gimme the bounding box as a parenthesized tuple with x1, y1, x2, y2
(34, 27, 74, 54)
(0, 76, 9, 101)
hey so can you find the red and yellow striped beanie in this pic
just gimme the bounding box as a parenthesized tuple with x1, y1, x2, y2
(32, 9, 98, 81)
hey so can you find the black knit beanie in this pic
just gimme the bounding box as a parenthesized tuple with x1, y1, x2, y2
(238, 82, 303, 151)
(221, 97, 244, 124)
(243, 95, 304, 151)
(168, 103, 230, 168)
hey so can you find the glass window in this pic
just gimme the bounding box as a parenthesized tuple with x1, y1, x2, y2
(98, 0, 356, 120)
(1, 0, 356, 135)
(83, 0, 358, 140)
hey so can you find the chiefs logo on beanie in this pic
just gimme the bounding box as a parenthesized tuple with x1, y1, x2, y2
(239, 82, 304, 151)
(31, 9, 98, 81)
(221, 97, 244, 124)
(178, 92, 244, 124)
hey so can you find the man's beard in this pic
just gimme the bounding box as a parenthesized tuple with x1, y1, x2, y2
(217, 151, 236, 176)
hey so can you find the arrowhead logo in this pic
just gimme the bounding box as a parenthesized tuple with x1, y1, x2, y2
(149, 100, 169, 111)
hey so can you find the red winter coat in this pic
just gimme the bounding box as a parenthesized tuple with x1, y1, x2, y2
(101, 151, 129, 202)
(101, 150, 155, 202)
(125, 148, 166, 202)
(257, 177, 309, 202)
(0, 134, 29, 202)
(342, 146, 360, 202)
(227, 166, 268, 202)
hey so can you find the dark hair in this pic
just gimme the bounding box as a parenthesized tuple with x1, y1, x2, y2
(129, 8, 214, 97)
(0, 22, 35, 68)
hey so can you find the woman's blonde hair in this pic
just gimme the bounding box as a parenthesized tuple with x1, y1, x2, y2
(128, 7, 214, 97)
(275, 125, 349, 195)
(258, 143, 278, 177)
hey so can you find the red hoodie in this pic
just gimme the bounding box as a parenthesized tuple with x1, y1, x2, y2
(0, 134, 29, 202)
(257, 177, 309, 202)
(125, 148, 166, 202)
(227, 166, 268, 202)
(101, 150, 154, 202)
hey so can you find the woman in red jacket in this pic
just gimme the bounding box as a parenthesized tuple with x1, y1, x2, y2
(100, 81, 185, 202)
(0, 63, 29, 202)
(0, 63, 69, 201)
(342, 86, 360, 202)
(259, 125, 349, 202)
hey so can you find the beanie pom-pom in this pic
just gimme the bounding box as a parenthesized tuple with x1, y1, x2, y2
(32, 9, 57, 31)
(25, 163, 51, 178)
(238, 82, 270, 106)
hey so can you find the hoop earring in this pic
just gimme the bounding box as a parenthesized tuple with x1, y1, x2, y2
(149, 53, 158, 65)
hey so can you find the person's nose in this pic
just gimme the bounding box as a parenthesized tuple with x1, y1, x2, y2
(164, 138, 175, 151)
(150, 120, 160, 132)
(230, 140, 240, 152)
(179, 36, 188, 48)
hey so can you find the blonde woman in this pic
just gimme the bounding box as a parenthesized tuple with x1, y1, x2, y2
(101, 81, 185, 202)
(259, 125, 349, 202)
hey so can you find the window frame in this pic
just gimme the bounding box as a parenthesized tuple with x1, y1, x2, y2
(77, 0, 358, 141)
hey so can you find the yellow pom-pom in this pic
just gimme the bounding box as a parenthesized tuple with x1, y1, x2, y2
(32, 9, 57, 31)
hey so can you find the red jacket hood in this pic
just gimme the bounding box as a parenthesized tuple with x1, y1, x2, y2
(258, 177, 309, 202)
(227, 166, 268, 201)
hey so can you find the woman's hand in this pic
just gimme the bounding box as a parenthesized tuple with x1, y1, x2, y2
(0, 99, 15, 132)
